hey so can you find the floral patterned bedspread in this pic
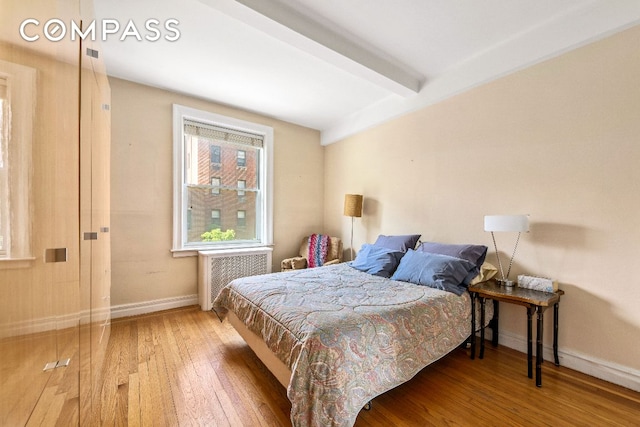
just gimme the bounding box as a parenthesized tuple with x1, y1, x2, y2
(213, 263, 476, 427)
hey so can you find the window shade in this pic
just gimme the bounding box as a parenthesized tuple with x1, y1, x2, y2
(184, 118, 263, 148)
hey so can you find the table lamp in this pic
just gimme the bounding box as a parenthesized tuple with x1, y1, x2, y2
(484, 214, 529, 287)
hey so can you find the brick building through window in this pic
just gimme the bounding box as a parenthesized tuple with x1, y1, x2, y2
(187, 138, 258, 242)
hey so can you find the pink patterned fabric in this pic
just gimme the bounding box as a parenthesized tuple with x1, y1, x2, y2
(307, 234, 330, 268)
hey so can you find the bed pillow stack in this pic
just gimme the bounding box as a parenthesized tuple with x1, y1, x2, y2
(415, 241, 487, 286)
(390, 242, 488, 295)
(349, 235, 488, 295)
(349, 234, 420, 278)
(390, 250, 477, 295)
(349, 244, 404, 278)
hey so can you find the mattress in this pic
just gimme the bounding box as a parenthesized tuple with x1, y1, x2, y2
(214, 263, 483, 427)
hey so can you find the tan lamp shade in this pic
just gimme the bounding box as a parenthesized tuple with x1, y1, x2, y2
(343, 194, 363, 217)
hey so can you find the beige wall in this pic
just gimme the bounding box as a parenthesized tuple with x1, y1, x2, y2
(325, 26, 640, 376)
(110, 78, 323, 306)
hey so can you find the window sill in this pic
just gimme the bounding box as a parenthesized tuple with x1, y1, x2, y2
(171, 243, 273, 258)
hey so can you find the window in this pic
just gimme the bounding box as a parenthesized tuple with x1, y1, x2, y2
(237, 150, 246, 167)
(211, 177, 220, 195)
(210, 209, 221, 229)
(237, 210, 246, 227)
(173, 105, 273, 253)
(237, 179, 246, 197)
(210, 145, 221, 164)
(0, 61, 35, 264)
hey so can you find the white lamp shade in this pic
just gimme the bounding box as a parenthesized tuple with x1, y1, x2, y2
(484, 215, 529, 232)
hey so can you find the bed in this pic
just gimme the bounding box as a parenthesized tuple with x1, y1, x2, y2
(213, 238, 496, 427)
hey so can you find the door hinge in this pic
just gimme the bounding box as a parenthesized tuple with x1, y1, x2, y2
(43, 358, 71, 371)
(86, 48, 99, 58)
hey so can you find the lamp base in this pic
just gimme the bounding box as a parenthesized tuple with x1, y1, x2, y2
(497, 279, 515, 287)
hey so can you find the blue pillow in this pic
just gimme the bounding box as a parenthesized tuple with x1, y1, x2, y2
(373, 234, 421, 253)
(349, 244, 404, 278)
(390, 249, 477, 295)
(416, 241, 488, 285)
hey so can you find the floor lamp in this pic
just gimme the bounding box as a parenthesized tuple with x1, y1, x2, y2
(343, 194, 363, 261)
(484, 214, 529, 287)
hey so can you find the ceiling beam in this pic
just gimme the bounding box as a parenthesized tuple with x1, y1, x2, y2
(199, 0, 422, 97)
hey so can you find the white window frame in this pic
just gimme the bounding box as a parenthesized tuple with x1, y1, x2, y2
(172, 104, 273, 256)
(0, 60, 35, 267)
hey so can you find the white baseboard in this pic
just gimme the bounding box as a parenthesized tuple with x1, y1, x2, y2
(498, 331, 640, 392)
(110, 294, 199, 319)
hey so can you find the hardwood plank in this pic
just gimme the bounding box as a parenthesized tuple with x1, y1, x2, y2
(99, 323, 122, 426)
(137, 360, 154, 426)
(127, 372, 141, 426)
(115, 322, 131, 387)
(99, 306, 640, 427)
(145, 344, 169, 426)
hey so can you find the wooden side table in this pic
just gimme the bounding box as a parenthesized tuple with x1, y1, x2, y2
(468, 280, 564, 387)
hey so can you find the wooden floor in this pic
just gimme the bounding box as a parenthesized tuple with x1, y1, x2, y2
(97, 305, 640, 426)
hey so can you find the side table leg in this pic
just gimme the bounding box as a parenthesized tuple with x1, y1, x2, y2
(536, 306, 544, 387)
(491, 300, 499, 347)
(527, 306, 534, 379)
(479, 296, 485, 359)
(553, 302, 560, 366)
(470, 293, 476, 360)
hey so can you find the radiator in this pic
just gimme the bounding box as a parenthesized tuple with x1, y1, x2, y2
(197, 247, 273, 310)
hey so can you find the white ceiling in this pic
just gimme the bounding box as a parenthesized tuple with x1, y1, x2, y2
(94, 0, 640, 144)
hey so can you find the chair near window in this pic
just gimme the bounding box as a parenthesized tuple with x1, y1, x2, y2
(281, 235, 343, 271)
